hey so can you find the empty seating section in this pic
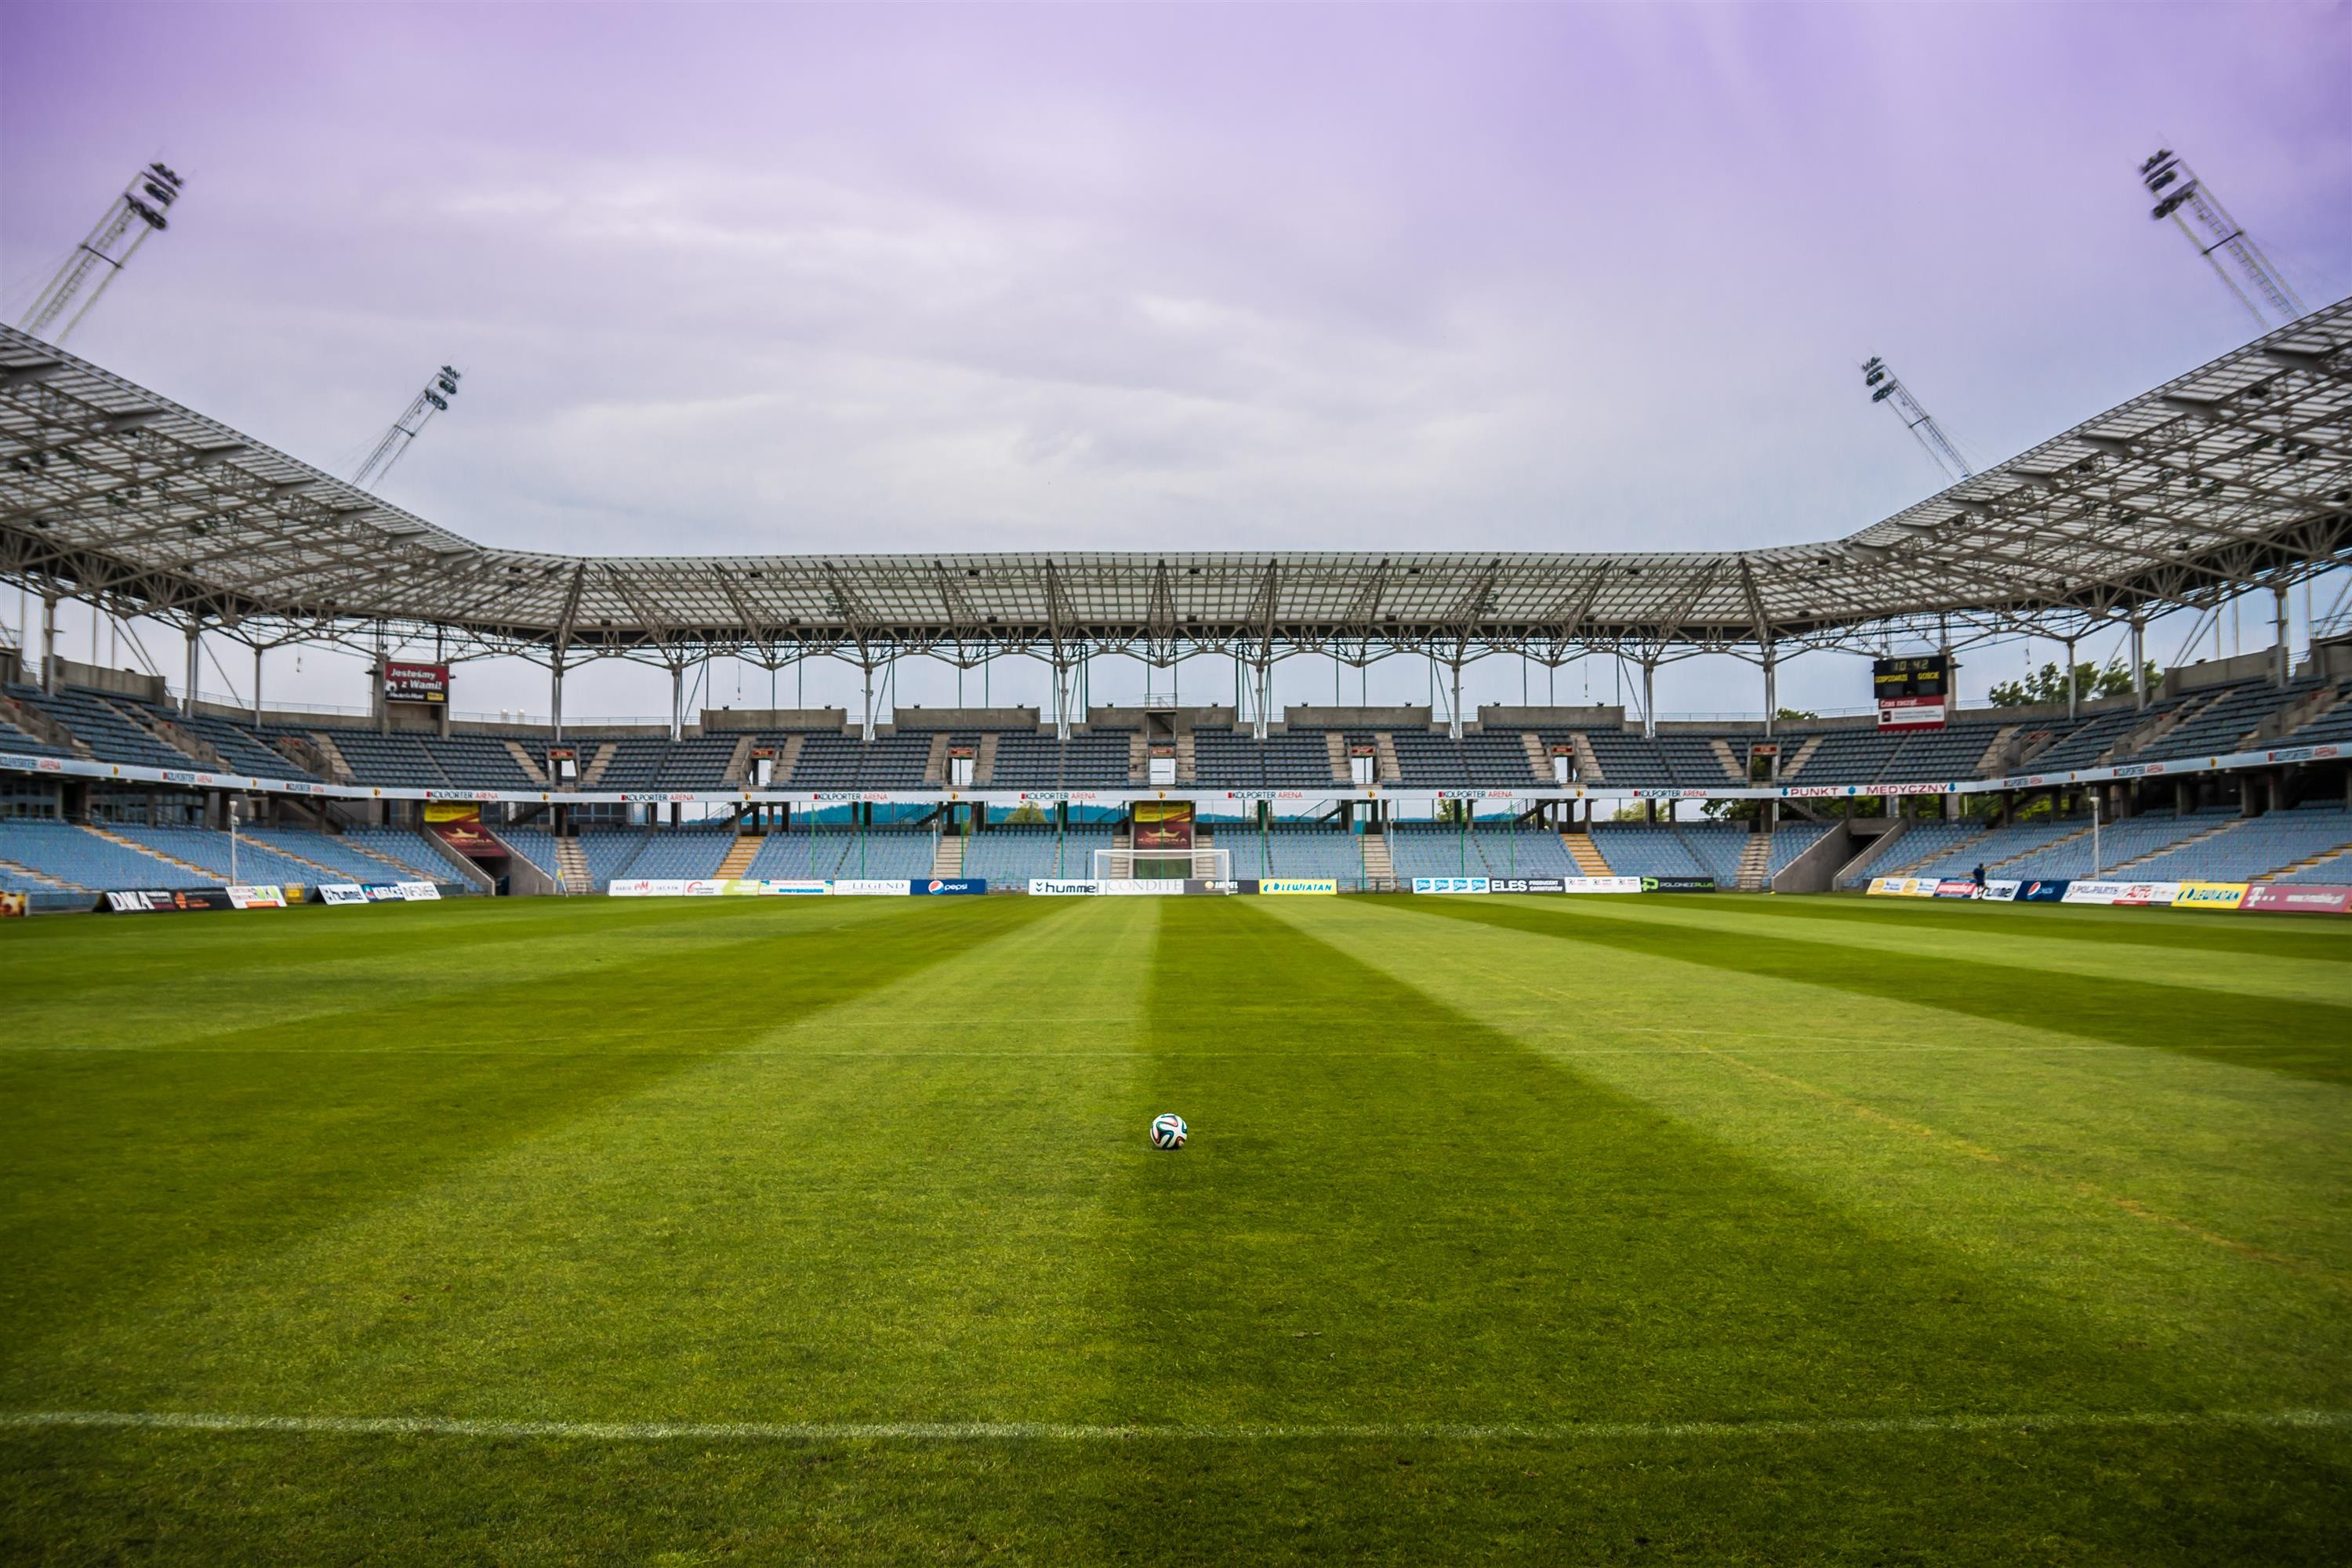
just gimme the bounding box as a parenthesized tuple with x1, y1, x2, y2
(807, 826, 935, 878)
(626, 826, 735, 880)
(497, 827, 565, 881)
(2263, 808, 2352, 883)
(1574, 731, 1671, 786)
(171, 710, 315, 777)
(988, 731, 1133, 788)
(113, 824, 323, 884)
(1219, 825, 1364, 881)
(2023, 706, 2153, 771)
(2122, 807, 2352, 882)
(1588, 826, 1708, 879)
(0, 711, 72, 757)
(328, 732, 444, 786)
(0, 821, 185, 889)
(339, 827, 456, 880)
(15, 687, 191, 769)
(2138, 680, 2310, 762)
(1388, 731, 1532, 786)
(742, 830, 819, 880)
(1189, 728, 1333, 787)
(597, 735, 737, 789)
(1766, 821, 1834, 874)
(1674, 824, 1748, 885)
(1988, 814, 2216, 880)
(786, 735, 931, 789)
(961, 825, 1115, 884)
(1892, 821, 2059, 883)
(245, 826, 434, 883)
(2280, 679, 2352, 746)
(1876, 724, 2004, 782)
(1382, 822, 1494, 881)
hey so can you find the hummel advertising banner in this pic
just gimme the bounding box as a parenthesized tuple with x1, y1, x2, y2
(318, 884, 369, 905)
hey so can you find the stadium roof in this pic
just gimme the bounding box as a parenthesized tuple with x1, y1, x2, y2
(2, 302, 2348, 675)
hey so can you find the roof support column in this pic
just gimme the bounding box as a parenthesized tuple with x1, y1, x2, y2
(671, 662, 686, 742)
(1051, 658, 1073, 742)
(2274, 584, 2291, 688)
(38, 592, 57, 695)
(550, 652, 566, 744)
(183, 619, 201, 717)
(1640, 656, 1657, 740)
(1761, 642, 1777, 740)
(252, 643, 264, 728)
(1251, 657, 1272, 741)
(859, 658, 877, 742)
(2063, 637, 2078, 720)
(1446, 656, 1464, 742)
(2129, 615, 2147, 710)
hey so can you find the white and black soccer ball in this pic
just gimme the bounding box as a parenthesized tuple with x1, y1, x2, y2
(1149, 1112, 1188, 1150)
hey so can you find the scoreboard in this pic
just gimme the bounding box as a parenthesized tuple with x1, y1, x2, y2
(1873, 655, 1950, 730)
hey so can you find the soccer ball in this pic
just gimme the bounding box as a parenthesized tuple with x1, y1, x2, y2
(1149, 1113, 1188, 1150)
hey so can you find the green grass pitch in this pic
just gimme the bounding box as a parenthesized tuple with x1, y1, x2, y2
(2, 891, 2348, 1563)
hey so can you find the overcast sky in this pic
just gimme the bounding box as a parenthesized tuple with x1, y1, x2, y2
(4, 2, 2349, 722)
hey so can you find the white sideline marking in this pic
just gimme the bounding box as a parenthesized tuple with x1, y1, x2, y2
(3, 1408, 2343, 1445)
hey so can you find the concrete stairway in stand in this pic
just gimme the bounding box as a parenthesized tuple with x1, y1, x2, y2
(931, 833, 964, 878)
(1736, 833, 1772, 890)
(555, 837, 591, 895)
(1359, 829, 1396, 888)
(1562, 830, 1612, 875)
(716, 836, 760, 880)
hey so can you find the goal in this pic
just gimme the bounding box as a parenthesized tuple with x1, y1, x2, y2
(1093, 848, 1232, 882)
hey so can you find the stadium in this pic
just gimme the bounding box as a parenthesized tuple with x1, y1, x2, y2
(5, 10, 2352, 1566)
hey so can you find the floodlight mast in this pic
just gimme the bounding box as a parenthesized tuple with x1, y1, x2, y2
(2140, 148, 2303, 330)
(1860, 356, 1974, 481)
(17, 162, 186, 347)
(352, 365, 463, 490)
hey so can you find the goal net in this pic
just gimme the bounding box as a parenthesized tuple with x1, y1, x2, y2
(1093, 848, 1232, 883)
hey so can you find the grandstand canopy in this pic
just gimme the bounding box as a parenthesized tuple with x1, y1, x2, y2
(2, 301, 2348, 677)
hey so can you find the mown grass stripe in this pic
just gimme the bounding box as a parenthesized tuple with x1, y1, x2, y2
(1407, 895, 2352, 1084)
(6, 1406, 2344, 1444)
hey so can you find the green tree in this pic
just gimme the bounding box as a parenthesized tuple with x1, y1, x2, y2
(1988, 658, 2159, 708)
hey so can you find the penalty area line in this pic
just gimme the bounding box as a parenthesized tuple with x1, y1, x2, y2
(2, 1408, 2346, 1446)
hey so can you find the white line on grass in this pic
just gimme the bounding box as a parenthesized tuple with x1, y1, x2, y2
(3, 1408, 2344, 1446)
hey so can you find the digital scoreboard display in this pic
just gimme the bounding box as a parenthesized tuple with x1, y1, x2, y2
(1872, 655, 1951, 699)
(383, 661, 449, 704)
(1874, 655, 1951, 731)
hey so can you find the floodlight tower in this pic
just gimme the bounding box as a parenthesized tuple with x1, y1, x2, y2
(352, 365, 463, 490)
(18, 162, 187, 347)
(1860, 357, 1973, 482)
(2140, 149, 2303, 330)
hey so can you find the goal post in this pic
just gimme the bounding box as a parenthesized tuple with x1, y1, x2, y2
(1094, 848, 1232, 883)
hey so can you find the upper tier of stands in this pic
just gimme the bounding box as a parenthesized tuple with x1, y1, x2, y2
(8, 670, 2351, 795)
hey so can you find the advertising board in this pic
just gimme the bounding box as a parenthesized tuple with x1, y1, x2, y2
(1258, 878, 1338, 895)
(1412, 876, 1490, 895)
(912, 879, 987, 895)
(100, 888, 235, 913)
(394, 882, 442, 901)
(833, 879, 912, 897)
(1983, 880, 2021, 901)
(319, 884, 368, 905)
(2240, 884, 2352, 913)
(1562, 877, 1643, 894)
(2015, 879, 2071, 902)
(1487, 877, 1566, 895)
(2172, 880, 2251, 910)
(1029, 878, 1102, 896)
(1933, 879, 1981, 898)
(1867, 877, 1936, 897)
(382, 661, 449, 704)
(1641, 877, 1719, 892)
(225, 884, 288, 909)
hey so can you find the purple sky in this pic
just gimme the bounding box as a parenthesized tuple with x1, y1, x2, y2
(4, 2, 2349, 722)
